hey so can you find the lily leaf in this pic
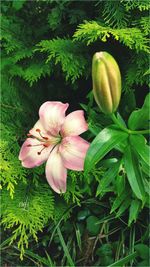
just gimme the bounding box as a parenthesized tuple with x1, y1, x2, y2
(130, 134, 150, 167)
(84, 126, 128, 173)
(128, 93, 150, 130)
(124, 144, 146, 202)
(128, 199, 141, 226)
(96, 161, 121, 196)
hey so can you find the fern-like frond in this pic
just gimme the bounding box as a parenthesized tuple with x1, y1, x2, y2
(35, 38, 90, 83)
(125, 53, 149, 89)
(63, 171, 83, 205)
(0, 138, 27, 198)
(1, 182, 54, 259)
(2, 60, 52, 87)
(121, 0, 150, 11)
(139, 16, 150, 35)
(1, 15, 24, 54)
(102, 0, 130, 28)
(22, 62, 52, 86)
(73, 21, 149, 53)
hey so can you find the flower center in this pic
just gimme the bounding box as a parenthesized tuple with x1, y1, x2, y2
(27, 128, 62, 155)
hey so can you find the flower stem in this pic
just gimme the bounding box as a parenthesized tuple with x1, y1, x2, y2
(110, 113, 129, 133)
(110, 113, 150, 135)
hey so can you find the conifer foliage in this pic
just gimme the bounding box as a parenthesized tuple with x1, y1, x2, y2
(1, 1, 149, 266)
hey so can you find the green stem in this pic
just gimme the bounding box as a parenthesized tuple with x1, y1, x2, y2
(110, 113, 129, 133)
(130, 129, 150, 135)
(110, 113, 150, 135)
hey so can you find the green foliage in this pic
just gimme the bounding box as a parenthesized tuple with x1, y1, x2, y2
(101, 1, 130, 28)
(1, 0, 149, 265)
(128, 93, 150, 130)
(36, 38, 89, 83)
(84, 127, 128, 173)
(121, 0, 150, 11)
(73, 21, 149, 52)
(1, 182, 54, 259)
(86, 215, 101, 236)
(0, 137, 27, 198)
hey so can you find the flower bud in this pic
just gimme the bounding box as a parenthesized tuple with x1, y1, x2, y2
(92, 51, 121, 114)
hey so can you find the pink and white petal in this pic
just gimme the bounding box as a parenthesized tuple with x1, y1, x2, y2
(59, 136, 90, 171)
(45, 146, 67, 194)
(39, 101, 69, 135)
(29, 120, 49, 139)
(19, 138, 53, 168)
(61, 110, 88, 137)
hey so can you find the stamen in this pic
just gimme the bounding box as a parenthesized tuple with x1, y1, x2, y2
(26, 144, 43, 147)
(43, 137, 49, 140)
(43, 144, 49, 147)
(37, 146, 48, 155)
(36, 128, 49, 140)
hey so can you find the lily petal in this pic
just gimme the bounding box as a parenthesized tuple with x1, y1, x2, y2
(19, 138, 53, 168)
(45, 146, 67, 194)
(59, 136, 90, 170)
(29, 120, 48, 139)
(61, 110, 88, 137)
(39, 101, 69, 136)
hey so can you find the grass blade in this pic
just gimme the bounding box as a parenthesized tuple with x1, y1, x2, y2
(108, 252, 137, 267)
(57, 226, 75, 267)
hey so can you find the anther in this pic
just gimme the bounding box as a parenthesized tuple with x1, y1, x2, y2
(35, 128, 49, 140)
(43, 137, 49, 140)
(37, 145, 48, 155)
(43, 143, 49, 147)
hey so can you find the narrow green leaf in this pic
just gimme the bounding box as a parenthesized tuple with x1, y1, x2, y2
(128, 199, 141, 226)
(130, 135, 150, 166)
(84, 126, 128, 173)
(111, 190, 128, 213)
(128, 93, 150, 130)
(75, 226, 82, 251)
(98, 158, 118, 168)
(116, 174, 125, 195)
(116, 198, 131, 217)
(108, 252, 137, 267)
(124, 145, 146, 201)
(57, 226, 75, 267)
(141, 160, 149, 176)
(23, 249, 50, 266)
(116, 112, 127, 128)
(96, 161, 121, 196)
(45, 250, 56, 267)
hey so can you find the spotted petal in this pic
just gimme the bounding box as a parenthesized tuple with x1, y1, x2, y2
(45, 146, 67, 194)
(39, 101, 69, 136)
(19, 138, 53, 168)
(61, 110, 88, 137)
(59, 136, 90, 170)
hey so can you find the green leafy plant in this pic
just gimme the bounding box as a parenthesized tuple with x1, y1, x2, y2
(1, 0, 149, 266)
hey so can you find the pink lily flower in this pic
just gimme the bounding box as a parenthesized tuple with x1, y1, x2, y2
(19, 102, 89, 194)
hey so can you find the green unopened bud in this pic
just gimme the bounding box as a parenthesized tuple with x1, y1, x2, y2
(92, 51, 121, 114)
